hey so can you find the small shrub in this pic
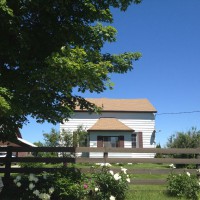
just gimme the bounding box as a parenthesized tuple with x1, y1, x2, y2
(167, 171, 200, 200)
(154, 144, 163, 158)
(51, 167, 84, 200)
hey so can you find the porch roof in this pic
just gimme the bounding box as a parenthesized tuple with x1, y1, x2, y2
(88, 118, 134, 132)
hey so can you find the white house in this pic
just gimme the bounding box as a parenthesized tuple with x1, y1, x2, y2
(60, 98, 157, 158)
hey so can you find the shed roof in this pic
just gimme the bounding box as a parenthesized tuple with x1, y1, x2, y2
(77, 98, 157, 113)
(88, 118, 134, 132)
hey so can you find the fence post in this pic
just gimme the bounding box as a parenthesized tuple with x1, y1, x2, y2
(73, 132, 78, 148)
(3, 146, 12, 188)
(103, 147, 108, 164)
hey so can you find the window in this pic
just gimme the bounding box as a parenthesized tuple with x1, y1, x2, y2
(103, 136, 119, 147)
(132, 133, 137, 148)
(131, 132, 143, 148)
(97, 136, 124, 148)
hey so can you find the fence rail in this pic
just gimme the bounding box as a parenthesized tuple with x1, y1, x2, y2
(0, 146, 199, 186)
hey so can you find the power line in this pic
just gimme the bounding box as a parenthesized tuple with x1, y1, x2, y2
(156, 110, 200, 116)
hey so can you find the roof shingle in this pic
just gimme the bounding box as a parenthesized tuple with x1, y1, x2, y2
(77, 98, 157, 113)
(88, 118, 134, 131)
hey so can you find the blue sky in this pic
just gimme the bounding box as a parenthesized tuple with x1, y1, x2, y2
(21, 0, 200, 147)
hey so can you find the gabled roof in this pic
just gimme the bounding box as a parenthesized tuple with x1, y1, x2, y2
(17, 138, 37, 147)
(88, 118, 134, 132)
(77, 98, 157, 113)
(0, 128, 37, 147)
(0, 138, 37, 147)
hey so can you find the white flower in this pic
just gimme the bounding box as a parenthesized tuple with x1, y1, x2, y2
(33, 190, 40, 196)
(114, 173, 121, 180)
(109, 170, 114, 175)
(169, 164, 176, 169)
(121, 167, 127, 174)
(110, 195, 116, 200)
(49, 187, 54, 194)
(39, 193, 45, 199)
(16, 182, 21, 187)
(197, 169, 200, 173)
(105, 163, 112, 167)
(29, 173, 36, 181)
(100, 163, 112, 167)
(126, 178, 131, 183)
(186, 172, 190, 177)
(95, 163, 101, 165)
(95, 187, 99, 192)
(43, 174, 47, 180)
(29, 183, 35, 190)
(33, 176, 39, 183)
(61, 46, 65, 51)
(39, 193, 50, 200)
(16, 175, 21, 181)
(14, 175, 21, 184)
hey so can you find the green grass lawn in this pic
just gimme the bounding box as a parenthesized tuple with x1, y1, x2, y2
(126, 185, 188, 200)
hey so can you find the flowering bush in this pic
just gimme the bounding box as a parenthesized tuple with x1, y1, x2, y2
(167, 170, 200, 200)
(88, 166, 130, 200)
(1, 164, 130, 200)
(12, 172, 55, 200)
(52, 165, 130, 200)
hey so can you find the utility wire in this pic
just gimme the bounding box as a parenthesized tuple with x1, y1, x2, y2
(156, 110, 200, 116)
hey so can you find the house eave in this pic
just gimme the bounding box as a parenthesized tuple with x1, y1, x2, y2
(75, 110, 157, 113)
(88, 130, 134, 132)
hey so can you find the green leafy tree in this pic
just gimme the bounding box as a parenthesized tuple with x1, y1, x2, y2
(34, 128, 73, 157)
(167, 127, 200, 149)
(36, 128, 83, 157)
(167, 127, 200, 168)
(155, 143, 163, 158)
(33, 141, 43, 147)
(0, 0, 142, 140)
(43, 128, 60, 147)
(73, 125, 88, 147)
(33, 141, 44, 157)
(60, 129, 73, 147)
(42, 128, 60, 157)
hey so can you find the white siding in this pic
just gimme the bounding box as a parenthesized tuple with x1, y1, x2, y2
(60, 112, 156, 158)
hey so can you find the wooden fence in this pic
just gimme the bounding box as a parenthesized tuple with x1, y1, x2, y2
(0, 146, 200, 186)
